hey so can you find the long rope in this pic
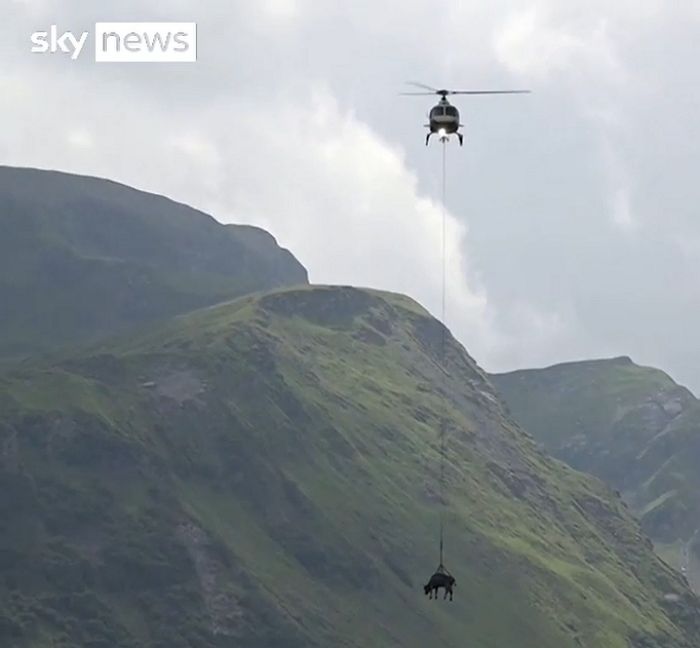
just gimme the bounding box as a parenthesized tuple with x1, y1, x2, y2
(439, 137, 447, 568)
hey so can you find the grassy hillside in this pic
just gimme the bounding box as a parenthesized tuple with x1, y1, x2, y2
(0, 288, 698, 647)
(492, 358, 700, 546)
(0, 166, 307, 357)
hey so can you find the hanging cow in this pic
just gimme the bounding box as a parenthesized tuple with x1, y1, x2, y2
(424, 571, 456, 600)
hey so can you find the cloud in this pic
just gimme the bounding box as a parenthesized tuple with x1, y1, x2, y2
(260, 0, 300, 21)
(493, 6, 623, 81)
(3, 1, 700, 390)
(66, 129, 94, 150)
(611, 189, 634, 230)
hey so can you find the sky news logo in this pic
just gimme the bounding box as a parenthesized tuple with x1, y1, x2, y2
(30, 23, 197, 62)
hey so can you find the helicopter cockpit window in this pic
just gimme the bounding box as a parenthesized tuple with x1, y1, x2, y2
(430, 106, 444, 118)
(445, 106, 458, 117)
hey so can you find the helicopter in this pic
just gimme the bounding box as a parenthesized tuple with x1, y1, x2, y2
(401, 82, 530, 146)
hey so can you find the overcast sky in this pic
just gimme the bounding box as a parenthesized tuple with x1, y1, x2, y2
(3, 1, 700, 390)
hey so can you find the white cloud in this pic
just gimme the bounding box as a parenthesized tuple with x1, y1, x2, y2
(260, 0, 300, 21)
(487, 300, 573, 371)
(493, 6, 623, 81)
(3, 0, 700, 388)
(66, 129, 94, 150)
(611, 189, 634, 230)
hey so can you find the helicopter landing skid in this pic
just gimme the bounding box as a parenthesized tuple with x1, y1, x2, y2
(425, 132, 463, 146)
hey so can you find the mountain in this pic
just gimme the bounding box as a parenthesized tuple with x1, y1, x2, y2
(492, 357, 700, 553)
(0, 166, 307, 357)
(1, 288, 698, 648)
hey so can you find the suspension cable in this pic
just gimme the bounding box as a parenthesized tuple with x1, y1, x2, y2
(439, 137, 447, 568)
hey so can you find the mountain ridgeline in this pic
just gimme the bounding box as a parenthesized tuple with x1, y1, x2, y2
(0, 166, 307, 357)
(492, 358, 700, 551)
(1, 167, 699, 647)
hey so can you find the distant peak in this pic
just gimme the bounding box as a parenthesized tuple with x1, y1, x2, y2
(609, 355, 634, 365)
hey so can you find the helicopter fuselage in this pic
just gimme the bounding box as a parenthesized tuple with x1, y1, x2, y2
(426, 97, 463, 145)
(428, 98, 461, 134)
(403, 81, 529, 146)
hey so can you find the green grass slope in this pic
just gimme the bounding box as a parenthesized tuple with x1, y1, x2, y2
(0, 166, 307, 357)
(1, 289, 698, 647)
(492, 358, 700, 545)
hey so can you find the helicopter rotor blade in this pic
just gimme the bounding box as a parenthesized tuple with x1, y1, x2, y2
(400, 83, 531, 97)
(447, 90, 531, 95)
(405, 81, 440, 92)
(399, 92, 436, 96)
